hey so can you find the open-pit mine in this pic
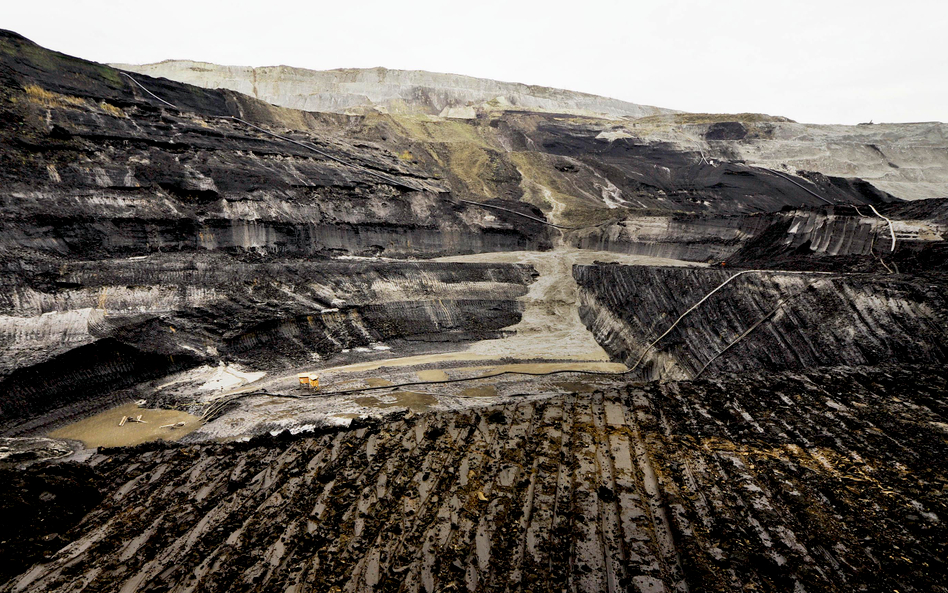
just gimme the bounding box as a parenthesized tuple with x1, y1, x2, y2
(0, 29, 946, 593)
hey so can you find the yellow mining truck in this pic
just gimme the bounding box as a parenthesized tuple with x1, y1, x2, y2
(297, 373, 320, 390)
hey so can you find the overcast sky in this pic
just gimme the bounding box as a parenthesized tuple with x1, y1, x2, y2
(5, 0, 946, 124)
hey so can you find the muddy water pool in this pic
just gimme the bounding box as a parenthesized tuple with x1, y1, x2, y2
(49, 402, 200, 448)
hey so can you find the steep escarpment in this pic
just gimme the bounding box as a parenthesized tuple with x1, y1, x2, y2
(566, 198, 948, 267)
(5, 364, 945, 593)
(0, 257, 535, 434)
(575, 265, 948, 380)
(567, 212, 771, 261)
(2, 27, 948, 593)
(0, 30, 556, 432)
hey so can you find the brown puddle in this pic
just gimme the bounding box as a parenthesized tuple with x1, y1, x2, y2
(49, 402, 200, 448)
(365, 378, 393, 387)
(417, 369, 450, 382)
(461, 385, 498, 398)
(354, 391, 438, 412)
(553, 381, 596, 393)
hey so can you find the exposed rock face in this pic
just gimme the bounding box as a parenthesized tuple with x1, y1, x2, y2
(110, 61, 674, 119)
(611, 114, 948, 201)
(0, 30, 549, 434)
(568, 213, 771, 261)
(575, 265, 948, 380)
(569, 198, 948, 269)
(4, 365, 945, 592)
(0, 43, 552, 261)
(728, 199, 948, 272)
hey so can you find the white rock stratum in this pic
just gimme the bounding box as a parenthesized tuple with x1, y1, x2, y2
(109, 61, 674, 119)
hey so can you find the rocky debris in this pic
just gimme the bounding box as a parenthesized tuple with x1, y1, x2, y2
(0, 437, 74, 466)
(3, 365, 945, 592)
(1, 29, 947, 593)
(0, 462, 103, 583)
(575, 265, 948, 380)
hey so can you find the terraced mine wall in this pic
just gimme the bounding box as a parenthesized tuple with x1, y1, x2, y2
(568, 199, 948, 268)
(0, 31, 553, 262)
(0, 190, 550, 260)
(0, 259, 534, 434)
(567, 213, 772, 261)
(575, 264, 948, 380)
(119, 58, 948, 204)
(4, 364, 944, 592)
(728, 199, 948, 272)
(0, 30, 556, 434)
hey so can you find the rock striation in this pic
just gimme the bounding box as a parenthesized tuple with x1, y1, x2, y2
(568, 198, 948, 269)
(2, 29, 948, 593)
(0, 257, 535, 435)
(0, 30, 549, 434)
(575, 264, 948, 380)
(114, 62, 948, 205)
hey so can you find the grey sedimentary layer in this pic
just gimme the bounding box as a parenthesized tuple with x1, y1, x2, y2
(113, 61, 948, 203)
(568, 199, 948, 270)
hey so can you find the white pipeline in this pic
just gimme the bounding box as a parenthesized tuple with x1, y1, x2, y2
(868, 204, 897, 252)
(628, 270, 754, 373)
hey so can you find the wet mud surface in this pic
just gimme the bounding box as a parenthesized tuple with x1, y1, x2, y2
(3, 365, 944, 592)
(353, 391, 439, 413)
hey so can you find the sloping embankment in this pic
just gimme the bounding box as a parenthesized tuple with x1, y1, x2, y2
(575, 264, 948, 380)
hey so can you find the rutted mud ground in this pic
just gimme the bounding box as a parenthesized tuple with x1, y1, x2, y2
(4, 365, 945, 592)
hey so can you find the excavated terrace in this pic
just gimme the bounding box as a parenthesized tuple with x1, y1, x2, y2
(0, 29, 946, 593)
